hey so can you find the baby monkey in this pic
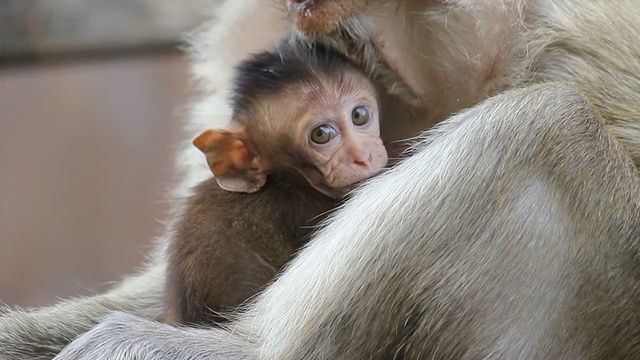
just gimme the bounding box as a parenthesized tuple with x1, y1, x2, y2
(165, 40, 388, 325)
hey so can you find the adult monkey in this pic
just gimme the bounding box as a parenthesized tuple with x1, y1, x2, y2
(3, 0, 640, 359)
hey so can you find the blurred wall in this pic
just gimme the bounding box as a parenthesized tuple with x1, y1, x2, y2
(0, 53, 190, 307)
(0, 0, 211, 307)
(1, 0, 217, 60)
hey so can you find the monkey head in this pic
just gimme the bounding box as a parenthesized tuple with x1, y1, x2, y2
(193, 68, 387, 199)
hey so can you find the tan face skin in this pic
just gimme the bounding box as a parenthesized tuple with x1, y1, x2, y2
(289, 71, 386, 198)
(193, 69, 388, 199)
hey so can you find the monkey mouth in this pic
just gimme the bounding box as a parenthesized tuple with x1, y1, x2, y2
(285, 1, 374, 64)
(336, 170, 386, 197)
(286, 0, 345, 36)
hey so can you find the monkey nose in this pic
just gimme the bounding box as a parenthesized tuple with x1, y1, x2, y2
(354, 154, 372, 167)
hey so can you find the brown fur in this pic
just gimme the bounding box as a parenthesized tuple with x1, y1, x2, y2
(163, 41, 386, 326)
(4, 1, 640, 359)
(165, 173, 335, 325)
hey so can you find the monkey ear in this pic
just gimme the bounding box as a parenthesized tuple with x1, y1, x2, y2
(193, 128, 267, 193)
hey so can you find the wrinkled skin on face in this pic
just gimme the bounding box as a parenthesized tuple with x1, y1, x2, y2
(290, 70, 387, 198)
(195, 67, 388, 199)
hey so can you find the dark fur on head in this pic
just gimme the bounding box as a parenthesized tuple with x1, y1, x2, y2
(230, 40, 355, 121)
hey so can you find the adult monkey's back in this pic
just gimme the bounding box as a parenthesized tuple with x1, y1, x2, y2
(5, 0, 640, 359)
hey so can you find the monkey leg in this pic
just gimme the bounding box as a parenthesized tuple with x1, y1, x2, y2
(54, 85, 640, 360)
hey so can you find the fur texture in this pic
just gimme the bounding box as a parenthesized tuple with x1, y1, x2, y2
(2, 0, 640, 359)
(55, 85, 640, 359)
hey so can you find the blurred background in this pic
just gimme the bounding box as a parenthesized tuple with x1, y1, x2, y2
(0, 0, 216, 307)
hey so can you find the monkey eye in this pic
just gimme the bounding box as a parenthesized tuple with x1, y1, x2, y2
(351, 106, 371, 126)
(310, 124, 337, 144)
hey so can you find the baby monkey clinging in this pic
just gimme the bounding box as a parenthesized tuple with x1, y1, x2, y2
(165, 40, 388, 325)
(198, 39, 388, 199)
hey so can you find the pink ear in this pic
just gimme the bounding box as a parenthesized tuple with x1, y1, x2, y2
(192, 128, 267, 193)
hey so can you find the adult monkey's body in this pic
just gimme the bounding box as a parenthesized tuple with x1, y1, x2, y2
(2, 0, 640, 359)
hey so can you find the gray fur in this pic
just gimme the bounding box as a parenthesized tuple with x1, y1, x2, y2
(0, 259, 166, 360)
(55, 85, 640, 359)
(3, 0, 640, 359)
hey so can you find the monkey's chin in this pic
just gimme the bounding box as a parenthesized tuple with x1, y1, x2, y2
(309, 181, 354, 199)
(316, 186, 349, 200)
(302, 170, 377, 199)
(328, 179, 373, 199)
(338, 183, 361, 197)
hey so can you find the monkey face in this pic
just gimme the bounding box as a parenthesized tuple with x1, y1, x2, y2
(298, 117, 388, 198)
(291, 72, 388, 199)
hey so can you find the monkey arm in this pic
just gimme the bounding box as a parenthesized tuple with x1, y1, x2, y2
(55, 85, 640, 360)
(0, 258, 166, 360)
(53, 311, 255, 360)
